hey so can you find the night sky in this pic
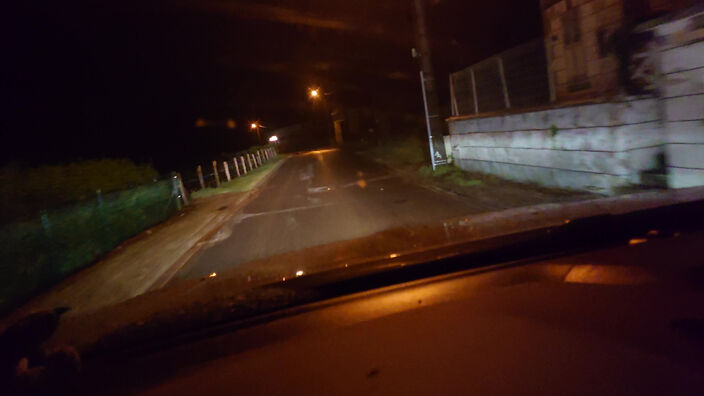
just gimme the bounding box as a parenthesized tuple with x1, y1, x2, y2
(1, 0, 541, 172)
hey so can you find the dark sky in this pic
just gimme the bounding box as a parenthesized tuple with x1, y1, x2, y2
(1, 0, 541, 171)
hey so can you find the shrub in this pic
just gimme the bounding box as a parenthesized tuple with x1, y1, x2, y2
(0, 180, 177, 315)
(367, 136, 426, 166)
(0, 159, 158, 224)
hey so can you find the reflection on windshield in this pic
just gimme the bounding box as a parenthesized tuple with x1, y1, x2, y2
(2, 0, 704, 392)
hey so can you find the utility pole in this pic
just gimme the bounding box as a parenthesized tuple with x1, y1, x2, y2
(413, 0, 447, 168)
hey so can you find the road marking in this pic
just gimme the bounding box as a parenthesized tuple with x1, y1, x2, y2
(308, 186, 333, 194)
(340, 174, 395, 188)
(233, 203, 336, 224)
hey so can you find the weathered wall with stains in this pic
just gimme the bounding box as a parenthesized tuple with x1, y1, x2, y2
(542, 0, 625, 102)
(446, 97, 662, 194)
(445, 4, 703, 194)
(647, 7, 704, 188)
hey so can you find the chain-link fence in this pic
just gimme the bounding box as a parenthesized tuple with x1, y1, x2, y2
(450, 39, 551, 117)
(0, 178, 183, 314)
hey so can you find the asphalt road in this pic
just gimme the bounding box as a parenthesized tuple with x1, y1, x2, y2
(170, 149, 481, 283)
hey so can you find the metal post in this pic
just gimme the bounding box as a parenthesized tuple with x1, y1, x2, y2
(212, 160, 220, 187)
(413, 0, 447, 165)
(498, 56, 511, 109)
(449, 74, 459, 116)
(470, 68, 479, 114)
(196, 165, 205, 190)
(233, 157, 241, 177)
(257, 150, 263, 166)
(171, 173, 183, 210)
(420, 71, 436, 171)
(544, 38, 557, 103)
(240, 156, 248, 175)
(247, 153, 254, 170)
(177, 173, 189, 205)
(40, 210, 51, 235)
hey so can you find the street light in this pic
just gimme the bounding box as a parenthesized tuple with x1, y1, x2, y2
(307, 87, 338, 145)
(250, 122, 263, 145)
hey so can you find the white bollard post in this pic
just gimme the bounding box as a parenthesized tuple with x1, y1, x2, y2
(212, 161, 220, 187)
(196, 165, 205, 190)
(247, 153, 254, 170)
(233, 157, 240, 177)
(223, 161, 231, 181)
(240, 156, 247, 175)
(256, 150, 263, 166)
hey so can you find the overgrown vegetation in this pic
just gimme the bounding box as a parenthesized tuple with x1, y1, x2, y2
(363, 136, 426, 166)
(0, 159, 158, 224)
(364, 137, 482, 188)
(0, 180, 178, 315)
(419, 165, 483, 187)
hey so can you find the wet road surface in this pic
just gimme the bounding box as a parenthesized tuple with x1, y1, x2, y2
(170, 149, 480, 283)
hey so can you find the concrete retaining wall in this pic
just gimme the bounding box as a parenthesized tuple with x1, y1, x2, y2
(651, 9, 704, 188)
(446, 97, 663, 194)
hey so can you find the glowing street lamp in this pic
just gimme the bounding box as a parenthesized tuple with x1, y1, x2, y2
(309, 88, 320, 99)
(268, 135, 278, 143)
(250, 122, 263, 144)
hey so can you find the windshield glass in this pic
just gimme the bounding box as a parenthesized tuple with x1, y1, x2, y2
(2, 0, 703, 371)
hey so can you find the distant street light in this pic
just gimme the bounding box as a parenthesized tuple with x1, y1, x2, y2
(307, 87, 337, 144)
(250, 122, 264, 145)
(268, 135, 278, 143)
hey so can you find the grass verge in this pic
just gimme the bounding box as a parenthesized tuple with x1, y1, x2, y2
(192, 158, 281, 199)
(361, 138, 483, 189)
(418, 165, 483, 187)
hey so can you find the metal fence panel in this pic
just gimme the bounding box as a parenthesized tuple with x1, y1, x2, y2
(473, 59, 506, 113)
(450, 39, 551, 117)
(501, 40, 551, 109)
(450, 68, 475, 116)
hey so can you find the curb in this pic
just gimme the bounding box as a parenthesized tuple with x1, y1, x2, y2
(147, 157, 288, 290)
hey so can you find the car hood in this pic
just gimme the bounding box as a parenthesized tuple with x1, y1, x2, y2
(37, 189, 704, 359)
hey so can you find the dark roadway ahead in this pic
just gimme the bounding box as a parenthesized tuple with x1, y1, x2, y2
(170, 149, 483, 283)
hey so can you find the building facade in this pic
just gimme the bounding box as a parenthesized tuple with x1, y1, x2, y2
(541, 0, 697, 102)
